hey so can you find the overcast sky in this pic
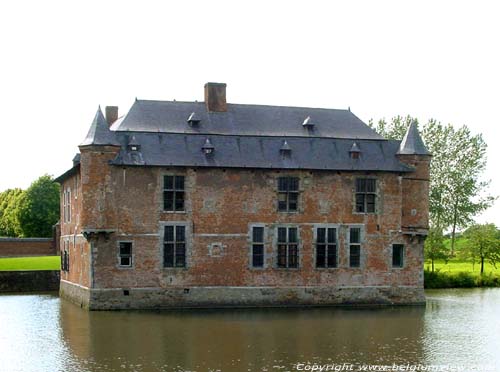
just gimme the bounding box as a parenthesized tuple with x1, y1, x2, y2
(0, 0, 498, 225)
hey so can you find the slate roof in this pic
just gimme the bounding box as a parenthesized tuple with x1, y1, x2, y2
(80, 107, 120, 147)
(110, 132, 414, 172)
(398, 121, 431, 155)
(110, 100, 384, 140)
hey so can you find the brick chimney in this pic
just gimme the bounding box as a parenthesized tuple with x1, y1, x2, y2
(204, 83, 227, 112)
(105, 106, 118, 126)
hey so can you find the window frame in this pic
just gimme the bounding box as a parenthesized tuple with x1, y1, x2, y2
(163, 175, 186, 212)
(313, 224, 339, 269)
(277, 176, 300, 213)
(392, 244, 405, 268)
(354, 178, 377, 214)
(117, 241, 134, 268)
(348, 226, 363, 268)
(161, 222, 189, 269)
(275, 225, 300, 269)
(63, 187, 71, 223)
(249, 224, 266, 269)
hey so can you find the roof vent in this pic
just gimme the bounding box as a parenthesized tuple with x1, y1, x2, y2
(302, 116, 314, 129)
(187, 112, 201, 125)
(128, 136, 140, 152)
(280, 140, 292, 155)
(349, 142, 361, 159)
(202, 138, 215, 155)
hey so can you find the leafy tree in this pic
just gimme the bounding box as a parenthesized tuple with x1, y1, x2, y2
(0, 188, 24, 237)
(370, 116, 495, 254)
(16, 175, 60, 238)
(424, 227, 449, 272)
(462, 224, 500, 275)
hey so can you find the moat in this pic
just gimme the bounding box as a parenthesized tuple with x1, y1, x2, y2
(1, 289, 499, 372)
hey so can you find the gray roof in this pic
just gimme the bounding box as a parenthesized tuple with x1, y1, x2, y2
(110, 132, 413, 172)
(80, 107, 120, 147)
(398, 122, 430, 155)
(110, 100, 384, 140)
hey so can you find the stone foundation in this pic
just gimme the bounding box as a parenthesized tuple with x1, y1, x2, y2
(60, 280, 425, 310)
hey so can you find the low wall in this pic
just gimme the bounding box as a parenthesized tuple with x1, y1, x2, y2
(0, 237, 56, 257)
(0, 270, 60, 292)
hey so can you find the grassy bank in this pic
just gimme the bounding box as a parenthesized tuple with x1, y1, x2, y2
(0, 256, 60, 271)
(424, 259, 500, 288)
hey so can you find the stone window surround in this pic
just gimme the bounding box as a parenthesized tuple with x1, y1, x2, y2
(271, 224, 302, 269)
(247, 223, 268, 270)
(353, 177, 379, 215)
(161, 172, 187, 214)
(348, 224, 365, 268)
(312, 223, 340, 269)
(63, 187, 71, 223)
(391, 243, 405, 269)
(159, 221, 192, 270)
(116, 240, 135, 269)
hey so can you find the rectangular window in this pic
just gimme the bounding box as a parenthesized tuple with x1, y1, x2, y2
(355, 178, 376, 213)
(63, 188, 71, 223)
(163, 225, 186, 268)
(163, 175, 185, 212)
(349, 227, 361, 268)
(277, 227, 299, 268)
(119, 242, 133, 267)
(278, 177, 299, 212)
(316, 227, 337, 268)
(392, 244, 404, 268)
(251, 226, 265, 268)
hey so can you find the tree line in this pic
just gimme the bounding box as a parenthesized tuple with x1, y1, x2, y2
(0, 175, 60, 238)
(370, 116, 499, 273)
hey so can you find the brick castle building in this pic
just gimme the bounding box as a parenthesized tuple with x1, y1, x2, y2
(55, 83, 430, 310)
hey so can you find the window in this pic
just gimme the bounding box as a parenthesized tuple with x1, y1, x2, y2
(61, 241, 70, 272)
(392, 244, 404, 268)
(163, 176, 185, 212)
(251, 226, 265, 268)
(163, 225, 186, 268)
(63, 188, 71, 223)
(316, 227, 337, 268)
(349, 227, 361, 268)
(277, 227, 299, 268)
(119, 242, 133, 267)
(355, 179, 376, 213)
(278, 177, 299, 212)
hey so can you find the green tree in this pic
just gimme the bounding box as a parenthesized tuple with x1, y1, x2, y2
(424, 227, 448, 272)
(370, 116, 495, 254)
(462, 224, 500, 275)
(16, 175, 60, 238)
(0, 188, 24, 237)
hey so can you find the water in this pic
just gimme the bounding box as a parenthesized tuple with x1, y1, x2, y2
(0, 289, 499, 372)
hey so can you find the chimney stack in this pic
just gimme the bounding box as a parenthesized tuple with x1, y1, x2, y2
(204, 83, 227, 112)
(105, 106, 119, 126)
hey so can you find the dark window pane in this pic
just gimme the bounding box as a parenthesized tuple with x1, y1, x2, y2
(355, 194, 365, 212)
(316, 245, 326, 268)
(393, 244, 404, 267)
(277, 244, 287, 267)
(175, 192, 185, 211)
(278, 177, 288, 191)
(327, 228, 336, 243)
(253, 227, 264, 243)
(350, 246, 360, 267)
(119, 242, 131, 255)
(289, 177, 299, 191)
(366, 194, 376, 213)
(253, 244, 264, 267)
(288, 245, 298, 267)
(350, 228, 361, 244)
(317, 228, 326, 243)
(288, 192, 298, 211)
(164, 191, 174, 211)
(175, 176, 185, 190)
(176, 226, 185, 242)
(164, 176, 174, 189)
(356, 178, 365, 192)
(164, 243, 174, 267)
(366, 179, 376, 193)
(164, 226, 174, 242)
(288, 228, 298, 243)
(277, 228, 287, 243)
(120, 257, 131, 266)
(327, 245, 337, 267)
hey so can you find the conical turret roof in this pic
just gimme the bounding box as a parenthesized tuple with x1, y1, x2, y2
(397, 121, 430, 155)
(80, 107, 120, 146)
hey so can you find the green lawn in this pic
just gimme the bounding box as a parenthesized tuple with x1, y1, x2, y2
(0, 256, 60, 271)
(425, 259, 499, 276)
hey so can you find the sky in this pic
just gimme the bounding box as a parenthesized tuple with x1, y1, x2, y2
(0, 0, 498, 226)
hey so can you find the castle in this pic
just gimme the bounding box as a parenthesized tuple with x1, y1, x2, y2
(55, 83, 430, 309)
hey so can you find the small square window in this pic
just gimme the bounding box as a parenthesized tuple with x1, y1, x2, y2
(118, 242, 133, 267)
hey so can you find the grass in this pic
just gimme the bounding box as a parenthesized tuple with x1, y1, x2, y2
(0, 256, 60, 271)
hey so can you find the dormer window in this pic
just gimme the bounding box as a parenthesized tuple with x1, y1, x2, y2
(280, 140, 292, 155)
(127, 136, 140, 152)
(302, 116, 314, 129)
(187, 112, 201, 125)
(349, 142, 361, 159)
(202, 138, 214, 155)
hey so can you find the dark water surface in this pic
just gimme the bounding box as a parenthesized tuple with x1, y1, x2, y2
(0, 289, 499, 372)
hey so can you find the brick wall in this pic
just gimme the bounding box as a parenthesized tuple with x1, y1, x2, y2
(0, 237, 56, 257)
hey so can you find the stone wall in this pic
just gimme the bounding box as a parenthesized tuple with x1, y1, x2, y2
(0, 270, 60, 292)
(0, 237, 56, 257)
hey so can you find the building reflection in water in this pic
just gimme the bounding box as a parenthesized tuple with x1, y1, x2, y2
(60, 299, 426, 371)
